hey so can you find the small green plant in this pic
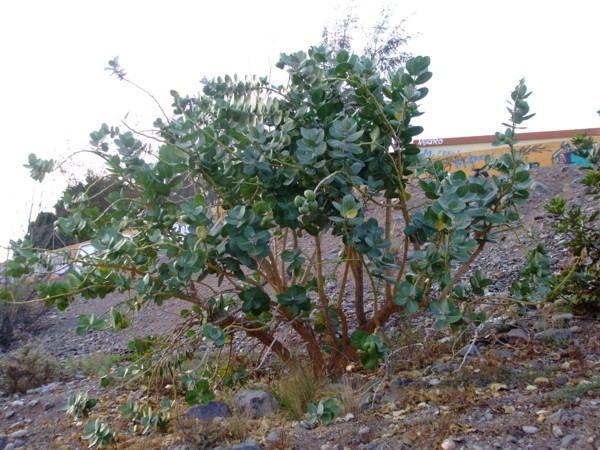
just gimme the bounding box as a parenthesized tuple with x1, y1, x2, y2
(119, 396, 172, 434)
(82, 418, 115, 448)
(545, 130, 600, 313)
(307, 398, 341, 425)
(0, 341, 61, 394)
(62, 391, 97, 420)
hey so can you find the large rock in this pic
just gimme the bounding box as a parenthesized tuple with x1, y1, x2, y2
(234, 389, 278, 418)
(186, 401, 232, 421)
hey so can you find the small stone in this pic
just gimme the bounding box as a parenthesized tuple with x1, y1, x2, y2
(10, 401, 24, 408)
(391, 377, 414, 385)
(231, 442, 261, 450)
(554, 374, 570, 386)
(552, 425, 564, 438)
(498, 349, 512, 358)
(265, 430, 281, 444)
(358, 426, 371, 436)
(4, 443, 15, 450)
(5, 410, 15, 419)
(551, 313, 574, 323)
(9, 429, 28, 439)
(547, 409, 562, 424)
(132, 389, 144, 400)
(534, 328, 573, 343)
(484, 412, 494, 420)
(429, 378, 441, 386)
(298, 420, 317, 430)
(506, 435, 518, 443)
(522, 425, 539, 434)
(504, 328, 530, 341)
(28, 400, 39, 407)
(343, 413, 355, 421)
(493, 442, 502, 448)
(430, 361, 452, 372)
(560, 434, 580, 448)
(440, 439, 456, 450)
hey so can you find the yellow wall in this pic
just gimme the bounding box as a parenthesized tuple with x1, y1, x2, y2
(421, 136, 599, 174)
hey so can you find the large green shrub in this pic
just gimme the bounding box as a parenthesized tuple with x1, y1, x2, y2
(5, 47, 543, 403)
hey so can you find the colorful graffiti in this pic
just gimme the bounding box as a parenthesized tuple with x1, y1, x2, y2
(552, 141, 595, 166)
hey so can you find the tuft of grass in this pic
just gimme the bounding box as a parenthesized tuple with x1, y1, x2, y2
(547, 378, 600, 405)
(64, 353, 125, 377)
(273, 362, 328, 419)
(0, 341, 61, 394)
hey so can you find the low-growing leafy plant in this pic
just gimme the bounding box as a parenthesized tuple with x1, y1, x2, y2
(62, 391, 97, 420)
(82, 418, 115, 448)
(119, 396, 172, 434)
(545, 131, 600, 313)
(307, 398, 341, 425)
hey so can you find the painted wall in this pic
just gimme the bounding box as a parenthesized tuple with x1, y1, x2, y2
(415, 128, 600, 174)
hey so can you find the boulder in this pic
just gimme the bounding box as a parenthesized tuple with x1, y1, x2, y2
(186, 401, 232, 421)
(234, 389, 278, 418)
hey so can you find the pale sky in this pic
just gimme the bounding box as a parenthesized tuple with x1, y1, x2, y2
(1, 0, 599, 249)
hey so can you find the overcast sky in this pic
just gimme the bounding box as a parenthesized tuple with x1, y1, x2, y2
(1, 0, 599, 249)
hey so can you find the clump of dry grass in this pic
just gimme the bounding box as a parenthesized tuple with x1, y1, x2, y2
(273, 362, 329, 419)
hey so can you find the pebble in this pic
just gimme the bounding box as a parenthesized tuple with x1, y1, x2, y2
(10, 401, 24, 408)
(343, 413, 355, 421)
(554, 374, 570, 386)
(358, 426, 371, 435)
(429, 378, 441, 386)
(9, 429, 28, 439)
(265, 430, 281, 444)
(522, 425, 539, 434)
(484, 412, 494, 420)
(534, 328, 573, 342)
(552, 425, 564, 438)
(440, 439, 456, 450)
(560, 434, 580, 448)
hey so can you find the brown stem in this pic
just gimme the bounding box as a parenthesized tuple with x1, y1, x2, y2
(348, 247, 366, 327)
(384, 198, 393, 306)
(315, 234, 337, 351)
(218, 315, 292, 363)
(337, 256, 351, 348)
(439, 242, 486, 300)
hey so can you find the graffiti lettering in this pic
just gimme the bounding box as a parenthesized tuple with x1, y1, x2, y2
(452, 152, 493, 171)
(418, 138, 444, 146)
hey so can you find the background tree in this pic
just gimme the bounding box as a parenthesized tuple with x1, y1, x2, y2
(320, 3, 413, 72)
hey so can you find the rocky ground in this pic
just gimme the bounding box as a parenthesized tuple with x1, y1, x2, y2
(1, 164, 599, 450)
